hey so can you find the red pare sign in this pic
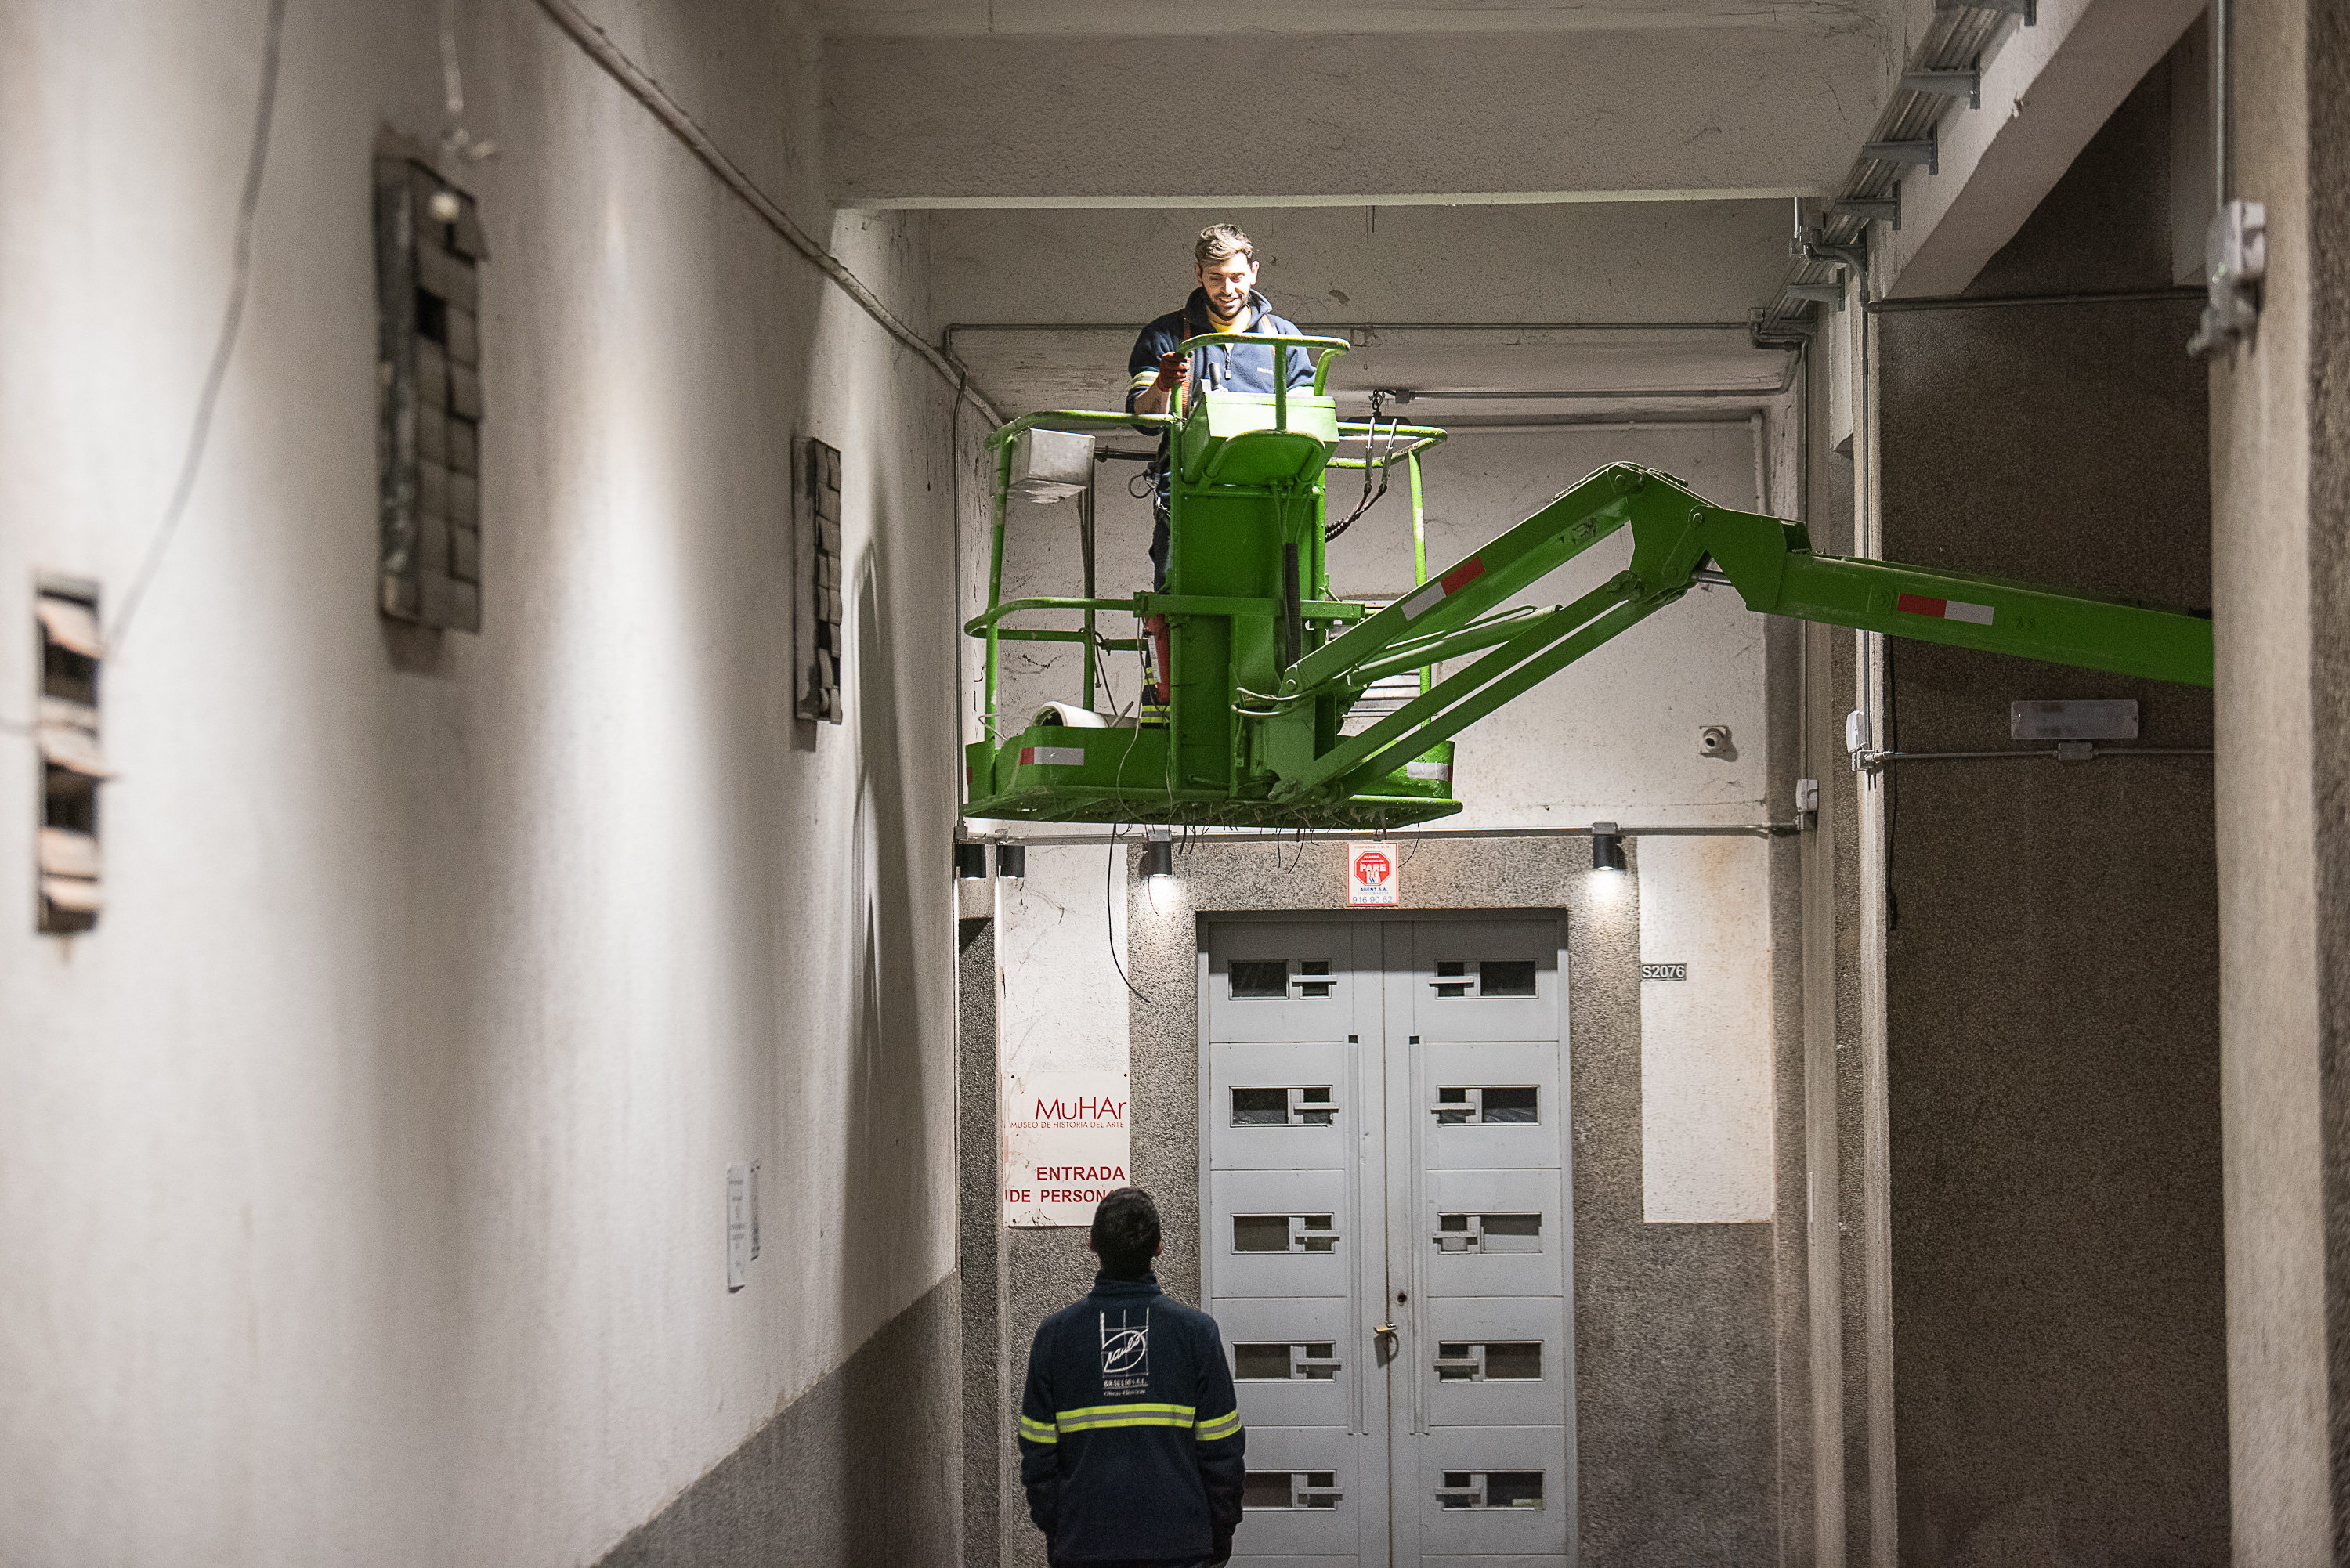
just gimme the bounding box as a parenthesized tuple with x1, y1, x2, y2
(1348, 842, 1398, 905)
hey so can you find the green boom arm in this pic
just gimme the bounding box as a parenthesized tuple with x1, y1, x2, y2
(1266, 463, 2212, 805)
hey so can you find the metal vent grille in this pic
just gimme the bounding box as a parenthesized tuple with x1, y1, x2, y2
(374, 150, 488, 632)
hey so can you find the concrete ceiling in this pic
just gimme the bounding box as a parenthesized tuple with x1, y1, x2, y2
(823, 22, 1895, 208)
(819, 0, 1922, 425)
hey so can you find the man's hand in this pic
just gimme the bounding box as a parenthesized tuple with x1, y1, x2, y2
(1133, 350, 1190, 416)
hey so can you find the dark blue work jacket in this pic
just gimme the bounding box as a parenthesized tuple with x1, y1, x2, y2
(1125, 287, 1316, 412)
(1126, 290, 1317, 584)
(1019, 1273, 1246, 1566)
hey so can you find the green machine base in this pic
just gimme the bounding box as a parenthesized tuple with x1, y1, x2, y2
(964, 728, 1462, 829)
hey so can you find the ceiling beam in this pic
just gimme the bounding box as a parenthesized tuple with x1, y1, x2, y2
(1882, 0, 2207, 298)
(826, 27, 1888, 210)
(849, 188, 1819, 211)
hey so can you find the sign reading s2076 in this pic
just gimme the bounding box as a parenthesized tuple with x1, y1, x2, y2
(1640, 962, 1688, 981)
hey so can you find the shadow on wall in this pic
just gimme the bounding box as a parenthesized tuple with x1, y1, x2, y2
(840, 474, 956, 1556)
(591, 389, 967, 1568)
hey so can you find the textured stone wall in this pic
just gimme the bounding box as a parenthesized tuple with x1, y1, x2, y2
(1875, 60, 2229, 1568)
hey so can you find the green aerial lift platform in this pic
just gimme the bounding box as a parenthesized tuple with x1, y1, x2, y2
(962, 333, 2213, 831)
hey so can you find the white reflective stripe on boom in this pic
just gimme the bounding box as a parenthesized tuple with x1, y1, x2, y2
(1896, 592, 1994, 625)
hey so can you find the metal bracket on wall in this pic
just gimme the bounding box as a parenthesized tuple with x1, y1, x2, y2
(1861, 132, 1939, 177)
(1900, 67, 1981, 109)
(1757, 2, 2026, 334)
(1832, 195, 1902, 231)
(1938, 0, 2033, 21)
(2187, 201, 2267, 360)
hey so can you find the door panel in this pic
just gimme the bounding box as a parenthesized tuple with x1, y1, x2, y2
(1211, 1168, 1356, 1298)
(1217, 1296, 1358, 1429)
(1407, 921, 1562, 1043)
(1417, 1042, 1565, 1171)
(1209, 922, 1371, 1042)
(1414, 1426, 1571, 1560)
(1422, 1169, 1568, 1299)
(1421, 1298, 1569, 1428)
(1212, 1040, 1356, 1170)
(1235, 1425, 1366, 1555)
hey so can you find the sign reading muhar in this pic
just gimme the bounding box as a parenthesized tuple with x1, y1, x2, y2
(1003, 1071, 1133, 1227)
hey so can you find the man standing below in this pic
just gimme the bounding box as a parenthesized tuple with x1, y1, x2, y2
(1020, 1187, 1246, 1568)
(1126, 225, 1315, 717)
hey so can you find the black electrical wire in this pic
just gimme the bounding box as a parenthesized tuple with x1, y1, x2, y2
(114, 0, 288, 655)
(1325, 390, 1400, 542)
(1104, 825, 1153, 1005)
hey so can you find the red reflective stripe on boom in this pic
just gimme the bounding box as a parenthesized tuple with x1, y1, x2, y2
(1440, 558, 1485, 594)
(1895, 592, 1994, 626)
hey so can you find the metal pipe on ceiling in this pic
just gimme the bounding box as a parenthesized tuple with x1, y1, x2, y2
(1354, 341, 1803, 403)
(1395, 417, 1770, 434)
(953, 318, 1802, 417)
(1866, 287, 2205, 314)
(942, 320, 1762, 355)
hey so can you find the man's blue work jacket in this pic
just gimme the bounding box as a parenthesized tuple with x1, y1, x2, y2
(1019, 1272, 1246, 1566)
(1125, 287, 1316, 414)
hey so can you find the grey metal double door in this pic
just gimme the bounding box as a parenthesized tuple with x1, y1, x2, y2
(1203, 914, 1574, 1568)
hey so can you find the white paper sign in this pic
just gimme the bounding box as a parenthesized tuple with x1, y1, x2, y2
(1003, 1071, 1132, 1227)
(1347, 841, 1398, 905)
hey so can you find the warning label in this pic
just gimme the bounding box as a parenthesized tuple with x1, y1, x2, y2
(1347, 841, 1398, 905)
(1003, 1071, 1133, 1227)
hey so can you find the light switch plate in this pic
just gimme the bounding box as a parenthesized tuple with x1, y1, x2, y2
(726, 1163, 749, 1291)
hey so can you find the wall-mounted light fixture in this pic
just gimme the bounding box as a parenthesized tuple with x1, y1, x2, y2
(1141, 826, 1173, 880)
(954, 841, 988, 880)
(995, 844, 1026, 880)
(1591, 822, 1626, 873)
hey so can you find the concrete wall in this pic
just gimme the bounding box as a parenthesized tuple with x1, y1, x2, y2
(2207, 0, 2350, 1558)
(1874, 61, 2229, 1566)
(0, 2, 967, 1562)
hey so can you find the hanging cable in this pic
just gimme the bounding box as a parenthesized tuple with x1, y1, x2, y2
(439, 0, 498, 163)
(111, 0, 287, 655)
(1326, 389, 1399, 542)
(1104, 827, 1153, 1005)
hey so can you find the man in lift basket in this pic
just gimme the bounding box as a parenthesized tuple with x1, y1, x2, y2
(1126, 224, 1316, 721)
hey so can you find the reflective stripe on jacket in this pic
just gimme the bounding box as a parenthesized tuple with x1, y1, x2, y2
(1019, 1272, 1246, 1565)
